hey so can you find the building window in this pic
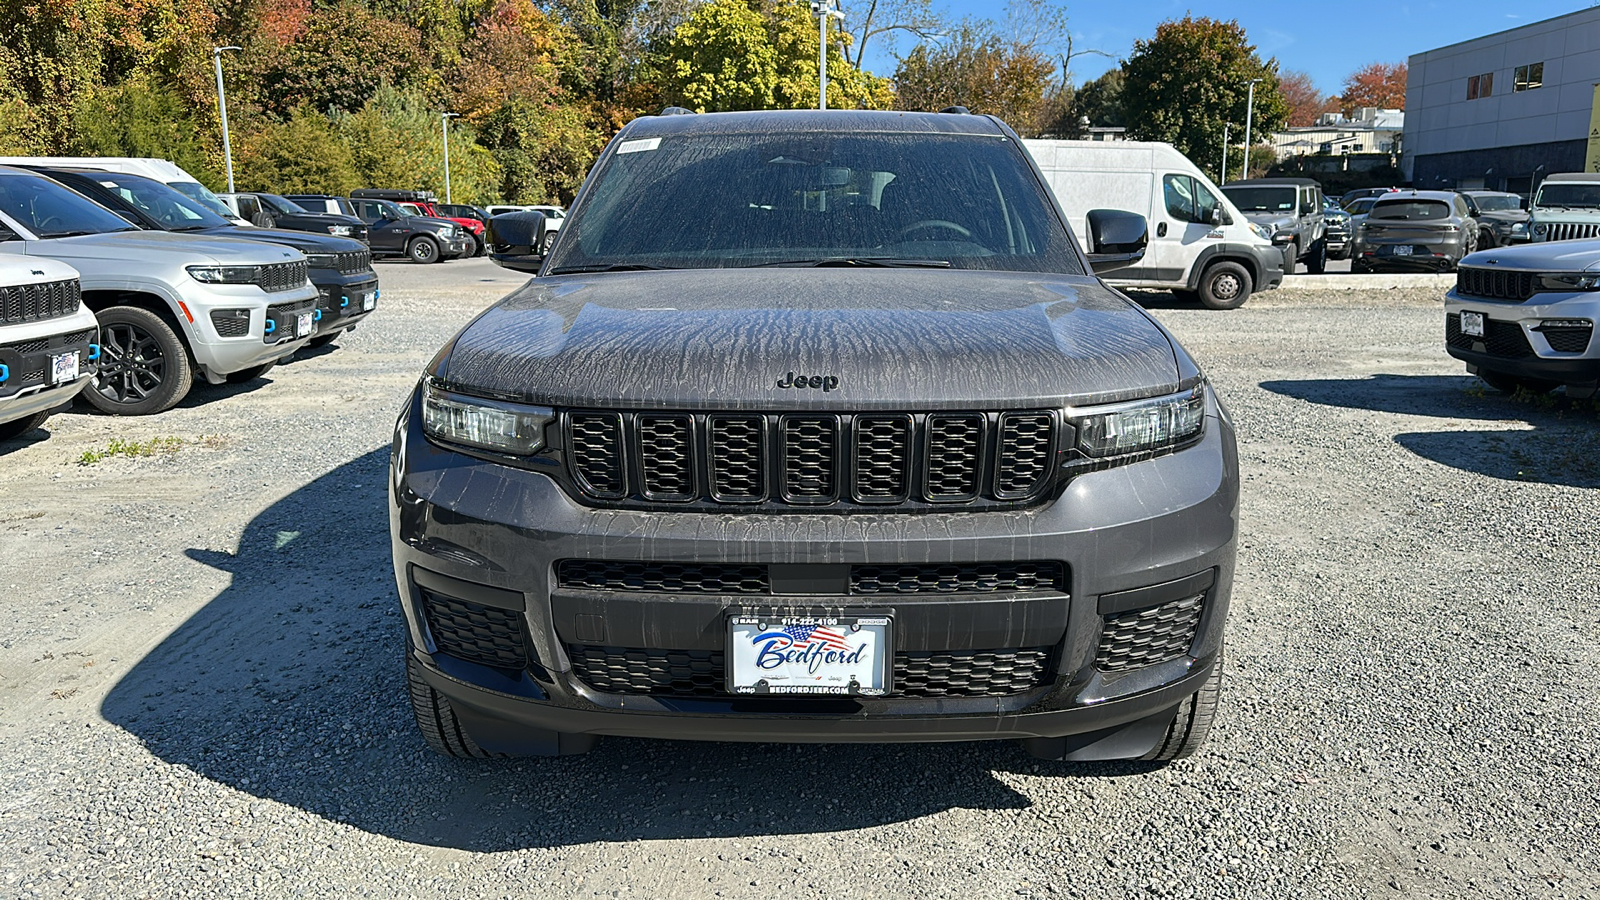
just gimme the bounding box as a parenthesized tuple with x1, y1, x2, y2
(1467, 72, 1494, 100)
(1514, 63, 1544, 92)
(1467, 75, 1478, 100)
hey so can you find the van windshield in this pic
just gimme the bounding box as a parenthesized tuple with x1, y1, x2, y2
(93, 174, 232, 231)
(170, 181, 238, 220)
(1533, 183, 1600, 209)
(1220, 186, 1296, 212)
(0, 171, 140, 237)
(546, 131, 1081, 274)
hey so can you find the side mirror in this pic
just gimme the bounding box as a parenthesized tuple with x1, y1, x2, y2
(1084, 209, 1147, 275)
(486, 211, 548, 274)
(1209, 207, 1226, 226)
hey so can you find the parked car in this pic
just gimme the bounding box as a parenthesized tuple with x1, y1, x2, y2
(219, 192, 368, 243)
(1445, 238, 1600, 397)
(1343, 196, 1378, 235)
(0, 166, 316, 414)
(283, 194, 358, 218)
(350, 189, 486, 256)
(1350, 190, 1478, 272)
(38, 168, 378, 349)
(1220, 177, 1328, 274)
(1340, 187, 1396, 207)
(0, 156, 249, 226)
(1458, 190, 1528, 249)
(345, 197, 473, 264)
(0, 256, 98, 440)
(393, 108, 1237, 765)
(437, 203, 491, 229)
(1024, 138, 1283, 309)
(1321, 194, 1351, 260)
(1522, 173, 1600, 244)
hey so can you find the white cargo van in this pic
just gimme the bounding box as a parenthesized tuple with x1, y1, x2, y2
(0, 156, 250, 227)
(1024, 139, 1285, 309)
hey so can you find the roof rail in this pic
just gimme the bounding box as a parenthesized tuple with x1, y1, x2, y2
(659, 107, 696, 116)
(939, 106, 971, 115)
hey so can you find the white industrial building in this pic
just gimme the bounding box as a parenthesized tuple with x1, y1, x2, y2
(1403, 7, 1600, 193)
(1269, 108, 1404, 162)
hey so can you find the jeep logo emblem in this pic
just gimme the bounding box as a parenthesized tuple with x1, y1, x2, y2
(777, 372, 838, 391)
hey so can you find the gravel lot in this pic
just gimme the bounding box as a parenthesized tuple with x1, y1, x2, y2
(1, 260, 1596, 899)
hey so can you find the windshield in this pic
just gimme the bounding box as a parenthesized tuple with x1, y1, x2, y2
(1221, 186, 1297, 213)
(169, 181, 237, 220)
(92, 174, 231, 231)
(1473, 195, 1522, 212)
(1533, 183, 1600, 209)
(0, 171, 140, 237)
(257, 193, 308, 215)
(545, 131, 1080, 273)
(1346, 198, 1376, 214)
(1370, 200, 1451, 220)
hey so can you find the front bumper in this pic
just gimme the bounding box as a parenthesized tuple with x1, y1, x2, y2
(0, 308, 99, 426)
(1445, 287, 1600, 385)
(389, 385, 1240, 751)
(444, 235, 473, 258)
(309, 272, 379, 335)
(1251, 243, 1286, 290)
(178, 281, 318, 377)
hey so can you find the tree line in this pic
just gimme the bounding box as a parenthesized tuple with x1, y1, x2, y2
(0, 1, 1407, 203)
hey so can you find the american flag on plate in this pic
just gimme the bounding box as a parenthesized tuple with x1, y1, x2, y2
(783, 623, 852, 651)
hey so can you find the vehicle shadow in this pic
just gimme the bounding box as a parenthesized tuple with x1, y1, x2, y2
(1261, 374, 1600, 488)
(100, 449, 1034, 851)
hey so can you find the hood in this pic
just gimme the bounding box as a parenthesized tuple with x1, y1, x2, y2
(410, 215, 461, 232)
(0, 254, 79, 287)
(1476, 210, 1529, 224)
(288, 209, 364, 227)
(434, 269, 1188, 410)
(26, 229, 306, 266)
(196, 226, 366, 253)
(1460, 239, 1600, 273)
(1242, 213, 1295, 230)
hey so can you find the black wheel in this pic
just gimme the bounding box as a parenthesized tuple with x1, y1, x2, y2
(472, 235, 487, 257)
(1170, 289, 1200, 304)
(83, 306, 192, 416)
(1284, 241, 1299, 275)
(307, 333, 340, 349)
(224, 361, 276, 384)
(406, 650, 501, 759)
(1352, 259, 1371, 274)
(1477, 369, 1558, 396)
(1479, 228, 1497, 250)
(1141, 655, 1222, 762)
(408, 236, 441, 264)
(1198, 261, 1252, 310)
(1306, 239, 1327, 274)
(0, 412, 49, 441)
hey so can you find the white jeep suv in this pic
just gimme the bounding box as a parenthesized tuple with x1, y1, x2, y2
(0, 256, 98, 440)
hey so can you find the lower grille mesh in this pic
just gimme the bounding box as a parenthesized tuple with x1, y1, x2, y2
(420, 591, 528, 669)
(1446, 313, 1535, 358)
(1095, 594, 1204, 671)
(556, 560, 1067, 595)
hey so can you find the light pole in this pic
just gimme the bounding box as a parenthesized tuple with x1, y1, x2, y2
(1240, 78, 1261, 182)
(441, 112, 459, 204)
(1221, 122, 1231, 185)
(810, 0, 845, 110)
(212, 46, 242, 193)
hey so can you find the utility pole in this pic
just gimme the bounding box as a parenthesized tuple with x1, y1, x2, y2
(1221, 123, 1231, 185)
(1241, 78, 1261, 182)
(441, 113, 459, 204)
(811, 1, 845, 110)
(212, 46, 242, 193)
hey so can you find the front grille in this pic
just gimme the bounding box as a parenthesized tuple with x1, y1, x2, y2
(257, 261, 309, 293)
(263, 300, 315, 344)
(1539, 324, 1593, 353)
(1095, 594, 1204, 671)
(1457, 267, 1538, 302)
(1543, 223, 1600, 242)
(0, 279, 80, 326)
(567, 645, 1055, 698)
(336, 249, 372, 275)
(0, 328, 95, 394)
(420, 590, 529, 669)
(1446, 313, 1535, 358)
(210, 309, 250, 337)
(556, 560, 1067, 595)
(566, 409, 1059, 509)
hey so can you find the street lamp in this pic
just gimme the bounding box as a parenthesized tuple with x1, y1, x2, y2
(810, 0, 845, 110)
(441, 112, 459, 204)
(1221, 122, 1232, 185)
(212, 46, 242, 193)
(1240, 77, 1261, 182)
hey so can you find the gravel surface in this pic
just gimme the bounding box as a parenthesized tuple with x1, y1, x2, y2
(1, 263, 1596, 899)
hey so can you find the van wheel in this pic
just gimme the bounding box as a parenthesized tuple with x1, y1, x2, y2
(408, 236, 441, 264)
(1141, 655, 1223, 761)
(0, 412, 49, 441)
(83, 306, 193, 416)
(1198, 262, 1252, 310)
(1306, 239, 1327, 274)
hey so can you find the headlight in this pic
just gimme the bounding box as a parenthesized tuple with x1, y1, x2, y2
(1539, 274, 1600, 292)
(421, 380, 552, 455)
(1067, 385, 1206, 458)
(304, 253, 338, 268)
(187, 265, 257, 284)
(1249, 223, 1272, 241)
(327, 225, 352, 236)
(1271, 230, 1294, 244)
(1512, 222, 1527, 234)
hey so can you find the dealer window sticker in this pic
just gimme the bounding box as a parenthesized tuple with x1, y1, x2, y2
(617, 138, 661, 155)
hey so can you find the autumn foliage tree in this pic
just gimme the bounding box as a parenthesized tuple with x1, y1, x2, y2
(1279, 70, 1339, 127)
(893, 24, 1056, 134)
(1341, 62, 1407, 111)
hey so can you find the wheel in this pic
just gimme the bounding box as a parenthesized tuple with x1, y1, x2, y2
(83, 305, 192, 416)
(1352, 259, 1371, 274)
(1170, 289, 1200, 304)
(224, 361, 276, 384)
(1141, 655, 1222, 761)
(1284, 240, 1299, 275)
(1477, 369, 1558, 396)
(1479, 228, 1498, 250)
(1198, 261, 1252, 310)
(408, 236, 441, 264)
(406, 650, 501, 759)
(306, 333, 340, 349)
(472, 235, 487, 258)
(0, 412, 48, 441)
(1306, 239, 1327, 274)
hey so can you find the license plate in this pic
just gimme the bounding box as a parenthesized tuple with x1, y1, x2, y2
(727, 612, 891, 696)
(1460, 311, 1486, 338)
(50, 352, 78, 385)
(296, 312, 314, 337)
(362, 291, 376, 311)
(1388, 245, 1413, 256)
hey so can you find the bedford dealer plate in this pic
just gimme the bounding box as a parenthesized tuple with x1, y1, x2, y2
(727, 612, 891, 696)
(297, 312, 315, 337)
(1460, 310, 1486, 338)
(50, 352, 78, 385)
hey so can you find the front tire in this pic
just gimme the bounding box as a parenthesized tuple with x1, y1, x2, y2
(408, 236, 442, 264)
(406, 651, 501, 759)
(0, 412, 49, 441)
(1141, 655, 1223, 761)
(1306, 239, 1327, 274)
(1198, 261, 1252, 310)
(83, 306, 192, 416)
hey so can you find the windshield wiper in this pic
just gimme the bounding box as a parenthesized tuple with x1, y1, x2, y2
(750, 257, 952, 268)
(546, 263, 683, 274)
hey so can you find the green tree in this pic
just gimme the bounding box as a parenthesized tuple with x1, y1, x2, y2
(234, 106, 360, 194)
(245, 2, 430, 116)
(336, 83, 502, 203)
(1121, 15, 1288, 176)
(71, 76, 219, 183)
(1068, 68, 1124, 132)
(892, 23, 1056, 134)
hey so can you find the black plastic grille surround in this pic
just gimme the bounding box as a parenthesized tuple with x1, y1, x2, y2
(420, 590, 529, 669)
(263, 300, 316, 344)
(1446, 313, 1535, 358)
(0, 279, 80, 326)
(1095, 594, 1204, 672)
(0, 328, 95, 394)
(1538, 324, 1593, 353)
(210, 309, 251, 337)
(564, 409, 1058, 509)
(567, 645, 1055, 698)
(257, 261, 309, 293)
(556, 560, 1067, 596)
(1456, 267, 1539, 302)
(336, 249, 372, 275)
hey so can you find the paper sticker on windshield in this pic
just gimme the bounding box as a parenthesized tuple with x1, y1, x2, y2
(617, 138, 661, 155)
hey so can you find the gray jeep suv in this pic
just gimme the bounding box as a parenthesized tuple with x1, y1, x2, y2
(391, 110, 1239, 765)
(1222, 177, 1328, 274)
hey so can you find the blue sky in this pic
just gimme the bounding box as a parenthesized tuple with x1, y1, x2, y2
(855, 1, 1583, 96)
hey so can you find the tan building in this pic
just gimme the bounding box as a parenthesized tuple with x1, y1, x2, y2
(1269, 108, 1404, 161)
